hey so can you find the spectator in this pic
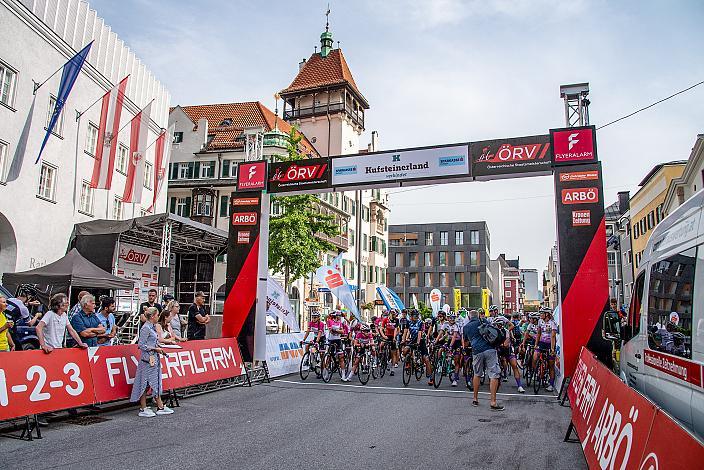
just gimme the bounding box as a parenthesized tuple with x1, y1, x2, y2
(96, 297, 117, 346)
(187, 291, 210, 340)
(0, 295, 16, 352)
(463, 309, 504, 411)
(17, 291, 43, 326)
(139, 289, 163, 328)
(130, 307, 173, 417)
(37, 293, 87, 353)
(68, 290, 90, 323)
(69, 294, 106, 347)
(163, 301, 187, 341)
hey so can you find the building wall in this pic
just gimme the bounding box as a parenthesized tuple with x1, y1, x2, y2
(520, 269, 540, 301)
(388, 222, 490, 309)
(0, 0, 170, 278)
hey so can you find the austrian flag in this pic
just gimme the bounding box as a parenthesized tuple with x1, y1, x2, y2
(122, 101, 152, 203)
(147, 124, 174, 212)
(90, 76, 129, 189)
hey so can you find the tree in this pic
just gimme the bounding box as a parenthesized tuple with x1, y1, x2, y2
(268, 127, 340, 292)
(417, 301, 433, 319)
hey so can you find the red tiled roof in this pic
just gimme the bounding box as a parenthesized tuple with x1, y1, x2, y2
(280, 49, 368, 108)
(174, 101, 318, 156)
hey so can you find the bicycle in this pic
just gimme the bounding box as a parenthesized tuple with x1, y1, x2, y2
(321, 342, 345, 383)
(533, 348, 550, 393)
(432, 343, 454, 389)
(357, 346, 375, 385)
(461, 346, 474, 391)
(299, 341, 323, 381)
(401, 342, 415, 386)
(522, 344, 535, 386)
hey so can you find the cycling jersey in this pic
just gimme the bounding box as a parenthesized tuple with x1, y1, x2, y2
(381, 317, 398, 338)
(354, 331, 373, 346)
(538, 319, 557, 344)
(446, 322, 460, 345)
(326, 318, 344, 340)
(406, 319, 424, 342)
(524, 323, 538, 340)
(308, 320, 325, 337)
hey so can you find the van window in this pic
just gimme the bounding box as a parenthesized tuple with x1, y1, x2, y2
(646, 247, 696, 358)
(626, 272, 645, 340)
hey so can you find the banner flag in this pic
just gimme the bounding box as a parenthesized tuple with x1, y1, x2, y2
(36, 42, 93, 164)
(411, 293, 419, 310)
(453, 288, 461, 311)
(91, 75, 129, 189)
(147, 124, 173, 212)
(443, 304, 451, 314)
(316, 265, 361, 321)
(122, 101, 152, 203)
(430, 288, 442, 317)
(376, 285, 405, 312)
(266, 277, 300, 332)
(330, 252, 344, 272)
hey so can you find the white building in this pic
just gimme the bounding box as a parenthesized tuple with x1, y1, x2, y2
(519, 268, 540, 302)
(663, 134, 704, 216)
(0, 0, 170, 279)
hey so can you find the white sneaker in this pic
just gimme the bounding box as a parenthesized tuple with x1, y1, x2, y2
(138, 408, 156, 418)
(451, 380, 458, 387)
(546, 385, 555, 392)
(518, 386, 525, 393)
(156, 406, 174, 415)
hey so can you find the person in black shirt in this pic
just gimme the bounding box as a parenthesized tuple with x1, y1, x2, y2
(139, 289, 163, 329)
(187, 291, 210, 340)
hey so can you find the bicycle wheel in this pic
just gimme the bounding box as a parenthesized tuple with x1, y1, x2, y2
(402, 353, 412, 386)
(359, 353, 371, 385)
(378, 347, 387, 378)
(312, 351, 322, 378)
(433, 355, 445, 389)
(371, 353, 379, 379)
(299, 351, 311, 381)
(463, 357, 474, 390)
(533, 360, 543, 394)
(322, 353, 335, 383)
(414, 351, 424, 381)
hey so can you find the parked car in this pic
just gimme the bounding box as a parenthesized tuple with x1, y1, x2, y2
(266, 315, 279, 334)
(1, 283, 41, 350)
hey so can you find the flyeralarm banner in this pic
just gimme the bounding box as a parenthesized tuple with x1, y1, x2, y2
(268, 157, 331, 194)
(471, 134, 552, 179)
(331, 143, 470, 187)
(550, 125, 598, 166)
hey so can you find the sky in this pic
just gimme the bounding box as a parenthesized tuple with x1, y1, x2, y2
(90, 0, 704, 275)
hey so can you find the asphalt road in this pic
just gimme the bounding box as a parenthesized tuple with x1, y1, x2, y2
(0, 370, 586, 470)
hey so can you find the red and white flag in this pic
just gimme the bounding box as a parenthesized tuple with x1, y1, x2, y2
(122, 101, 152, 203)
(147, 124, 173, 212)
(90, 76, 128, 189)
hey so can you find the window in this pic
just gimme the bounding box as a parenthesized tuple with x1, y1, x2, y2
(425, 232, 433, 246)
(194, 193, 213, 216)
(394, 273, 402, 286)
(607, 252, 617, 266)
(440, 231, 448, 245)
(454, 251, 463, 266)
(634, 223, 640, 239)
(470, 272, 480, 287)
(143, 161, 153, 189)
(78, 180, 94, 215)
(454, 272, 463, 286)
(409, 252, 418, 268)
(424, 252, 432, 266)
(439, 272, 448, 287)
(37, 162, 57, 201)
(221, 160, 238, 178)
(363, 234, 368, 251)
(179, 163, 190, 179)
(455, 231, 463, 245)
(200, 161, 215, 178)
(409, 273, 418, 287)
(439, 251, 447, 266)
(361, 265, 367, 283)
(647, 211, 655, 230)
(46, 95, 64, 136)
(0, 61, 17, 107)
(349, 229, 355, 247)
(646, 247, 696, 358)
(395, 252, 403, 267)
(424, 272, 432, 287)
(470, 230, 480, 245)
(220, 195, 229, 217)
(85, 123, 99, 155)
(362, 205, 370, 222)
(0, 140, 8, 182)
(424, 293, 431, 305)
(504, 280, 511, 287)
(112, 196, 123, 220)
(175, 197, 189, 217)
(116, 144, 128, 174)
(173, 131, 183, 143)
(505, 290, 512, 298)
(271, 200, 282, 216)
(470, 251, 479, 266)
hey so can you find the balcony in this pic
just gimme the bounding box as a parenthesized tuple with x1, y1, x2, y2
(316, 232, 349, 251)
(284, 102, 364, 129)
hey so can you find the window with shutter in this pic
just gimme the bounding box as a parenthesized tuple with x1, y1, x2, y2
(220, 195, 229, 217)
(222, 160, 230, 178)
(187, 162, 194, 178)
(194, 161, 201, 179)
(169, 197, 176, 214)
(184, 197, 192, 217)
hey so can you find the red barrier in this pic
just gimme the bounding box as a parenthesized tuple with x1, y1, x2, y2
(568, 347, 704, 469)
(0, 338, 246, 421)
(0, 348, 95, 421)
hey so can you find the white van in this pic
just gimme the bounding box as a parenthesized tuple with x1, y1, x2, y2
(614, 189, 703, 441)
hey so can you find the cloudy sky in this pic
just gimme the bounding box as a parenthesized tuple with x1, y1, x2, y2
(91, 0, 703, 274)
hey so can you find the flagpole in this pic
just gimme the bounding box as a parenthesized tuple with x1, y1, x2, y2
(76, 75, 130, 120)
(33, 41, 94, 95)
(72, 110, 82, 214)
(116, 98, 155, 136)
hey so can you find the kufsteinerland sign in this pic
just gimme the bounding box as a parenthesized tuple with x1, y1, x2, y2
(331, 143, 470, 187)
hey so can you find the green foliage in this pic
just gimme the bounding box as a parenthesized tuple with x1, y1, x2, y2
(268, 126, 339, 289)
(417, 301, 433, 319)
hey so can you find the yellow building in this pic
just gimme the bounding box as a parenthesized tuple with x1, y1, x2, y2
(629, 161, 687, 269)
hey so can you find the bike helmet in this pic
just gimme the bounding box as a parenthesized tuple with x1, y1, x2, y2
(492, 316, 508, 326)
(447, 312, 457, 320)
(361, 324, 371, 332)
(371, 316, 378, 323)
(539, 307, 553, 314)
(410, 310, 419, 318)
(424, 318, 432, 324)
(477, 308, 485, 315)
(311, 311, 320, 318)
(489, 304, 499, 312)
(529, 312, 540, 319)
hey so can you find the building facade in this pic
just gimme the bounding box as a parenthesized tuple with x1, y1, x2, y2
(520, 268, 540, 302)
(629, 161, 687, 270)
(388, 222, 491, 309)
(489, 255, 509, 311)
(663, 134, 704, 216)
(605, 191, 630, 305)
(0, 0, 170, 279)
(544, 244, 558, 309)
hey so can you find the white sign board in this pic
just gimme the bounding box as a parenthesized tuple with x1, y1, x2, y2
(114, 242, 160, 309)
(331, 144, 470, 187)
(265, 332, 306, 378)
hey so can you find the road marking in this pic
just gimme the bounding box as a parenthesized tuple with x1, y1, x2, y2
(276, 379, 552, 398)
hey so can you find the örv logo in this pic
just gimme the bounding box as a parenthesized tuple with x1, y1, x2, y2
(119, 249, 149, 265)
(561, 187, 599, 205)
(232, 212, 258, 225)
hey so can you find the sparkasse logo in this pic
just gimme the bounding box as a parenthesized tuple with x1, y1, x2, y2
(552, 127, 596, 164)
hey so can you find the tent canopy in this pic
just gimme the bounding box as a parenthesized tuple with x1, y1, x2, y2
(1, 248, 134, 293)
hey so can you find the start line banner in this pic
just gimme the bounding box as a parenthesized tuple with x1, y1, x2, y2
(265, 332, 305, 378)
(0, 338, 246, 421)
(568, 347, 704, 469)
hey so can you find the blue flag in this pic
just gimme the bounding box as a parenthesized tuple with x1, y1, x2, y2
(376, 285, 406, 312)
(36, 41, 92, 164)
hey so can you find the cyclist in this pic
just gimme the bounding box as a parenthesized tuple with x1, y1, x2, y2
(534, 307, 558, 392)
(445, 313, 463, 387)
(488, 305, 499, 318)
(380, 310, 400, 376)
(521, 312, 540, 369)
(300, 311, 325, 356)
(349, 324, 375, 381)
(326, 311, 349, 382)
(401, 310, 433, 384)
(398, 309, 408, 343)
(493, 316, 525, 393)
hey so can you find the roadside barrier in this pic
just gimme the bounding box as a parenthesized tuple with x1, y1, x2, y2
(566, 347, 703, 469)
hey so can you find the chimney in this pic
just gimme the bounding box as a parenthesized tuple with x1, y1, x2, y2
(299, 58, 306, 71)
(617, 191, 630, 215)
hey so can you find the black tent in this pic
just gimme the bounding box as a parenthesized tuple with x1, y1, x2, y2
(2, 248, 133, 294)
